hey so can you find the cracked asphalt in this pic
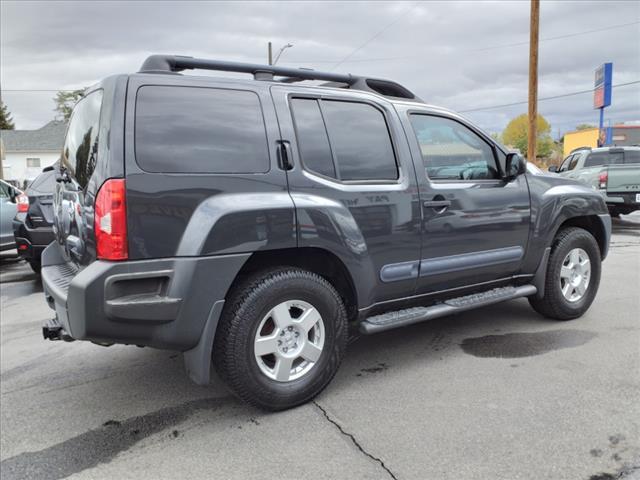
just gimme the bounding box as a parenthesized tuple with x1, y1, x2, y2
(1, 213, 639, 480)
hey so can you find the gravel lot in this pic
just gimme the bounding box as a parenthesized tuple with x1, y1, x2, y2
(1, 214, 639, 480)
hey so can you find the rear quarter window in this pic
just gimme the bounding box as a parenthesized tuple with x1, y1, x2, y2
(135, 86, 270, 174)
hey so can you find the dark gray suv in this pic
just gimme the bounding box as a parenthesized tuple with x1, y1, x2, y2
(42, 55, 611, 410)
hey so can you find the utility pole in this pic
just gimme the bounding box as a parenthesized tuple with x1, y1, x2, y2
(528, 0, 540, 162)
(268, 42, 273, 65)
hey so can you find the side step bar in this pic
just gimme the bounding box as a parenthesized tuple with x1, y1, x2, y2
(360, 285, 537, 334)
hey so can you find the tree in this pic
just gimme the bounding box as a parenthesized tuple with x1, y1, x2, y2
(576, 123, 595, 131)
(502, 113, 554, 159)
(0, 101, 15, 130)
(54, 89, 85, 122)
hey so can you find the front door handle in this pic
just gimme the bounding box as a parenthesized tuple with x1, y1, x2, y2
(423, 200, 451, 208)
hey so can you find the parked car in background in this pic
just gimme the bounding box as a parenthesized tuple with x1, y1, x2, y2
(12, 167, 57, 273)
(550, 146, 640, 217)
(0, 180, 22, 252)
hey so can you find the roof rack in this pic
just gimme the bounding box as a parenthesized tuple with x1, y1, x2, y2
(139, 55, 421, 102)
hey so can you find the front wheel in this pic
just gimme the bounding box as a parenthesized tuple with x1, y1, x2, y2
(529, 227, 601, 320)
(213, 268, 348, 411)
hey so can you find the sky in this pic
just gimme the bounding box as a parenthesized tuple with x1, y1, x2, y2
(1, 0, 639, 138)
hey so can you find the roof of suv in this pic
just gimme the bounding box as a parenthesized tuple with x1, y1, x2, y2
(137, 54, 427, 104)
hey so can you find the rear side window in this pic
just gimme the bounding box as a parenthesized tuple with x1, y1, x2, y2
(62, 90, 103, 189)
(624, 150, 640, 164)
(135, 86, 269, 174)
(584, 151, 624, 167)
(290, 98, 398, 181)
(290, 99, 336, 178)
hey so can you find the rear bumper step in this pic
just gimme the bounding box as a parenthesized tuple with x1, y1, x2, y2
(360, 285, 537, 334)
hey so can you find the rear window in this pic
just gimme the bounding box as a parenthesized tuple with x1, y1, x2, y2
(584, 151, 624, 167)
(624, 150, 640, 164)
(61, 90, 103, 189)
(27, 170, 56, 194)
(135, 86, 270, 174)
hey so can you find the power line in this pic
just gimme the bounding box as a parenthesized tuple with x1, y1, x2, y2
(329, 3, 414, 70)
(285, 20, 640, 65)
(458, 80, 640, 113)
(472, 20, 640, 52)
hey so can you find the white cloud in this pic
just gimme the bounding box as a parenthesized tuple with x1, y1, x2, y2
(1, 0, 639, 135)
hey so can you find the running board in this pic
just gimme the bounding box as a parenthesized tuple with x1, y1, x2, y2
(360, 285, 537, 334)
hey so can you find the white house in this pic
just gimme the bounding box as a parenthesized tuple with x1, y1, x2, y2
(0, 120, 66, 187)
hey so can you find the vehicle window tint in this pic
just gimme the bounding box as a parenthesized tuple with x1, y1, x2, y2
(290, 99, 336, 178)
(27, 171, 57, 194)
(559, 155, 573, 172)
(62, 90, 103, 189)
(321, 101, 398, 181)
(409, 115, 499, 180)
(568, 155, 580, 170)
(584, 151, 624, 167)
(624, 150, 640, 164)
(135, 86, 269, 174)
(0, 182, 9, 198)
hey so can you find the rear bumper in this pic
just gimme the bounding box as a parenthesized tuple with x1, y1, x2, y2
(12, 215, 54, 260)
(41, 242, 249, 351)
(602, 192, 640, 209)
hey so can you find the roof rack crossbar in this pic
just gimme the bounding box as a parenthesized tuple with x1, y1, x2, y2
(138, 55, 422, 102)
(139, 55, 356, 84)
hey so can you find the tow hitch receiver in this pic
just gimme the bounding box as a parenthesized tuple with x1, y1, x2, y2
(42, 317, 74, 342)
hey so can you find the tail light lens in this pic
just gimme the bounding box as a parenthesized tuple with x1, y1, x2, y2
(598, 171, 608, 189)
(94, 179, 128, 260)
(16, 194, 29, 213)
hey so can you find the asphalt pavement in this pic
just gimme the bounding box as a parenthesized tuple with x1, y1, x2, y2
(1, 214, 639, 480)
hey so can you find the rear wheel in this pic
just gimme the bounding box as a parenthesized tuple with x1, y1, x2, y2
(213, 268, 348, 411)
(28, 259, 41, 275)
(529, 227, 601, 320)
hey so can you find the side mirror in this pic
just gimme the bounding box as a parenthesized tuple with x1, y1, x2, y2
(547, 165, 558, 173)
(504, 153, 526, 181)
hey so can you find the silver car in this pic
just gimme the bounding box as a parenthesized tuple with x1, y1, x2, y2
(0, 179, 22, 251)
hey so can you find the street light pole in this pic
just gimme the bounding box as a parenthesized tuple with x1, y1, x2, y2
(273, 43, 293, 65)
(528, 0, 540, 162)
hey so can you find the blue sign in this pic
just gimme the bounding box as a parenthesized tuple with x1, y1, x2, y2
(594, 63, 612, 109)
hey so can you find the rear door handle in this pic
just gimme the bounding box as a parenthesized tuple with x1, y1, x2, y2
(423, 200, 451, 208)
(277, 140, 294, 171)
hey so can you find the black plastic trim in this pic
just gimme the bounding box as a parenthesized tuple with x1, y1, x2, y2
(419, 246, 524, 277)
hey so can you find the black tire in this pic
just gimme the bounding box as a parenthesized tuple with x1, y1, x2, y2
(529, 227, 601, 320)
(28, 259, 41, 275)
(213, 268, 348, 411)
(608, 208, 620, 218)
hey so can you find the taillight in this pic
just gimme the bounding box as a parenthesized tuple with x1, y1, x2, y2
(17, 194, 29, 213)
(94, 178, 128, 260)
(598, 171, 608, 189)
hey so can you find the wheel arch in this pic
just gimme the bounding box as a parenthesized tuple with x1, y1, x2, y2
(554, 215, 610, 260)
(229, 247, 359, 322)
